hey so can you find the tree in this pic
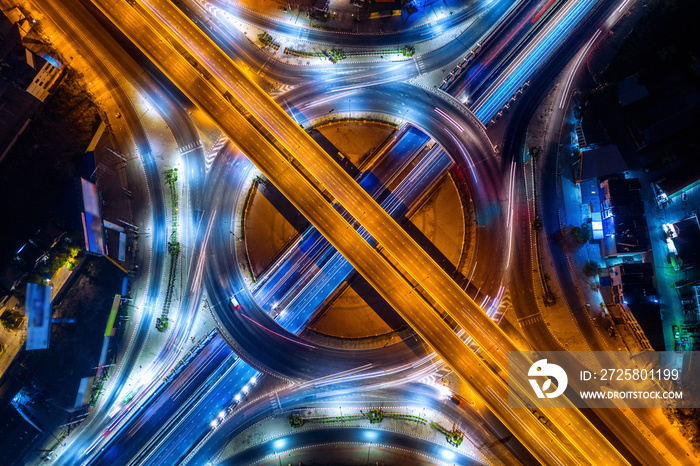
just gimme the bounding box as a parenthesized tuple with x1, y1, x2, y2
(531, 217, 544, 231)
(289, 413, 304, 428)
(571, 224, 592, 245)
(583, 261, 599, 277)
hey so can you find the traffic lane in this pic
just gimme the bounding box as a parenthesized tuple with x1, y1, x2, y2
(449, 0, 566, 100)
(94, 337, 233, 465)
(140, 361, 258, 465)
(220, 427, 484, 466)
(58, 0, 211, 442)
(202, 174, 576, 462)
(472, 0, 603, 122)
(88, 3, 590, 461)
(192, 383, 533, 466)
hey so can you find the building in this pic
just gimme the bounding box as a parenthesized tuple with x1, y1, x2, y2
(578, 145, 627, 184)
(576, 143, 627, 241)
(654, 158, 700, 200)
(0, 11, 62, 161)
(668, 214, 700, 270)
(312, 0, 329, 12)
(616, 73, 649, 107)
(599, 177, 650, 259)
(0, 403, 42, 463)
(677, 283, 700, 317)
(575, 119, 608, 149)
(607, 262, 664, 350)
(618, 71, 700, 148)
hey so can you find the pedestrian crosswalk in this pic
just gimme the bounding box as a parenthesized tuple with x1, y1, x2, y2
(517, 313, 543, 327)
(179, 140, 204, 156)
(414, 56, 427, 76)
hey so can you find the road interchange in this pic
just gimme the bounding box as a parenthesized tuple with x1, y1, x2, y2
(20, 0, 697, 464)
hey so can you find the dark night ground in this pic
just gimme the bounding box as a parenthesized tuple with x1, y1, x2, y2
(21, 255, 124, 409)
(583, 0, 700, 449)
(0, 68, 101, 272)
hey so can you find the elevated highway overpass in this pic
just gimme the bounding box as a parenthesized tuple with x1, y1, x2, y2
(86, 0, 630, 463)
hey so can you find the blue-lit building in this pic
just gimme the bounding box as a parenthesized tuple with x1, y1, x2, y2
(607, 262, 664, 350)
(599, 177, 650, 259)
(577, 145, 627, 241)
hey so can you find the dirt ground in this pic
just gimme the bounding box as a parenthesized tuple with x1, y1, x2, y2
(315, 121, 395, 168)
(244, 184, 299, 277)
(407, 174, 465, 269)
(307, 285, 394, 339)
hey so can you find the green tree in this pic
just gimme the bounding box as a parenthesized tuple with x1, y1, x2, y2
(571, 224, 592, 245)
(583, 261, 599, 277)
(289, 413, 304, 428)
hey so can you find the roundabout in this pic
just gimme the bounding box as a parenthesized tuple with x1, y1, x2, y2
(203, 82, 508, 381)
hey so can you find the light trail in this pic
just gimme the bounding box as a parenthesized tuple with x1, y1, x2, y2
(559, 28, 601, 109)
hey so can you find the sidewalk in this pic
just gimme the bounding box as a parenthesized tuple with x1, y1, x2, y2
(235, 0, 465, 35)
(218, 12, 462, 67)
(217, 403, 485, 465)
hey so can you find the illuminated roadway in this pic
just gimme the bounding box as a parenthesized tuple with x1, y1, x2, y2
(30, 0, 552, 463)
(78, 0, 588, 463)
(134, 1, 638, 464)
(32, 0, 683, 463)
(79, 0, 635, 464)
(28, 1, 219, 464)
(179, 0, 520, 87)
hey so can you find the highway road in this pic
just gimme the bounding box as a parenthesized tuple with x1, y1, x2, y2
(471, 0, 604, 122)
(85, 3, 579, 464)
(24, 0, 689, 463)
(190, 381, 535, 465)
(85, 133, 486, 465)
(104, 135, 460, 464)
(75, 0, 639, 462)
(448, 0, 565, 100)
(92, 334, 235, 465)
(272, 145, 454, 335)
(494, 0, 697, 462)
